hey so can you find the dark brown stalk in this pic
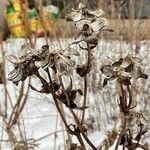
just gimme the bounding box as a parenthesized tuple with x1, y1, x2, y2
(75, 131, 86, 149)
(16, 79, 31, 123)
(81, 76, 87, 125)
(47, 69, 72, 145)
(115, 83, 127, 150)
(127, 85, 132, 111)
(81, 43, 90, 125)
(115, 115, 127, 150)
(58, 75, 70, 106)
(8, 82, 24, 127)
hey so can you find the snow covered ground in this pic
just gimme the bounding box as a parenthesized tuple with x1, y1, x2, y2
(0, 38, 149, 149)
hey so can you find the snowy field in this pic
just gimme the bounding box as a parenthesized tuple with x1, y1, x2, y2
(0, 38, 149, 149)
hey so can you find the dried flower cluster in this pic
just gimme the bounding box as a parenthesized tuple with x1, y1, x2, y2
(66, 3, 113, 51)
(8, 43, 79, 84)
(7, 3, 149, 150)
(101, 54, 149, 149)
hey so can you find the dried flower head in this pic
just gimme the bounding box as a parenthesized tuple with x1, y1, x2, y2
(8, 43, 39, 85)
(101, 54, 148, 87)
(35, 46, 79, 75)
(8, 43, 79, 85)
(66, 3, 104, 22)
(67, 3, 113, 50)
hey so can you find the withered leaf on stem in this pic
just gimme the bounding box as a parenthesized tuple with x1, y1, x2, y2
(119, 134, 126, 145)
(134, 123, 148, 141)
(112, 58, 123, 67)
(30, 81, 60, 94)
(102, 78, 108, 87)
(56, 89, 84, 109)
(76, 64, 91, 77)
(56, 78, 87, 110)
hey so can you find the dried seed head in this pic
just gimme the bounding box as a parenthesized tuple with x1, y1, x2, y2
(101, 55, 148, 86)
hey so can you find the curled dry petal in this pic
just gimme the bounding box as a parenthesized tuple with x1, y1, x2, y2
(35, 56, 50, 68)
(75, 17, 109, 34)
(67, 3, 111, 51)
(8, 67, 23, 84)
(66, 47, 80, 56)
(8, 54, 18, 64)
(121, 54, 141, 68)
(101, 65, 114, 77)
(33, 45, 78, 75)
(66, 10, 82, 22)
(78, 3, 85, 10)
(8, 43, 41, 85)
(133, 66, 148, 79)
(83, 8, 104, 18)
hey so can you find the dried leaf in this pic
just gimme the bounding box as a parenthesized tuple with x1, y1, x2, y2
(102, 78, 108, 87)
(41, 45, 49, 51)
(112, 58, 123, 67)
(124, 63, 134, 72)
(119, 134, 126, 145)
(76, 65, 90, 77)
(75, 106, 89, 110)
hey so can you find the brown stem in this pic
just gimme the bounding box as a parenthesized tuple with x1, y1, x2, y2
(8, 82, 24, 127)
(115, 115, 127, 150)
(81, 76, 87, 125)
(58, 76, 87, 149)
(81, 43, 90, 125)
(115, 83, 127, 150)
(127, 85, 132, 111)
(76, 132, 86, 150)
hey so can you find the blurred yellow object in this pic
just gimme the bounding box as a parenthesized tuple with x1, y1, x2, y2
(6, 12, 26, 37)
(13, 0, 21, 12)
(48, 20, 57, 32)
(29, 10, 58, 35)
(43, 11, 57, 33)
(29, 19, 38, 32)
(5, 1, 59, 38)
